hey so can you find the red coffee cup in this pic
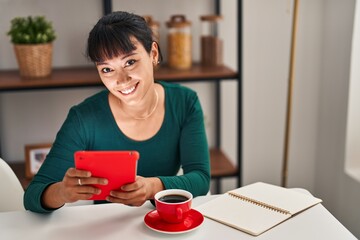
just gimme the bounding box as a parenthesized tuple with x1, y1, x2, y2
(154, 189, 193, 223)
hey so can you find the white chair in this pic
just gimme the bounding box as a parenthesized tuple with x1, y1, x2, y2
(0, 158, 25, 212)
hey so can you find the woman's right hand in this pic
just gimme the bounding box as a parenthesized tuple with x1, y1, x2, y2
(41, 167, 108, 209)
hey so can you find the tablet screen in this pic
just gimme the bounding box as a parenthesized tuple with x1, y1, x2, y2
(74, 151, 139, 200)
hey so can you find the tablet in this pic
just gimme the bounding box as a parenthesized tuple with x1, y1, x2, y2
(74, 150, 139, 200)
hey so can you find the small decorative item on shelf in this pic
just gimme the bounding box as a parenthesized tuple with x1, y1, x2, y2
(200, 15, 223, 67)
(7, 16, 56, 78)
(143, 15, 160, 44)
(166, 15, 192, 70)
(24, 143, 52, 179)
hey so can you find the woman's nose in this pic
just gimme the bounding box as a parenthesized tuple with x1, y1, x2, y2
(116, 70, 131, 84)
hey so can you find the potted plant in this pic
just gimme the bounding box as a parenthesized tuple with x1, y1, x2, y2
(7, 16, 56, 78)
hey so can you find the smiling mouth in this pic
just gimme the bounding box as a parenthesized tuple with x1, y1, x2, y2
(117, 82, 139, 95)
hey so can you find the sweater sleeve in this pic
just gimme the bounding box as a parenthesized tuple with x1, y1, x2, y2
(158, 93, 210, 197)
(23, 107, 86, 213)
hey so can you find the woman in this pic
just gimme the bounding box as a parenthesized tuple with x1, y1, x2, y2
(24, 11, 210, 213)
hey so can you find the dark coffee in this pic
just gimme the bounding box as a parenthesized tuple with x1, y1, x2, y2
(159, 194, 189, 203)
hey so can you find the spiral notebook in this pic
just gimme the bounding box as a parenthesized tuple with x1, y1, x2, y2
(195, 182, 322, 236)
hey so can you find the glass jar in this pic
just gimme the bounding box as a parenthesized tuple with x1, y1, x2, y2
(200, 15, 223, 66)
(166, 15, 192, 70)
(143, 15, 160, 43)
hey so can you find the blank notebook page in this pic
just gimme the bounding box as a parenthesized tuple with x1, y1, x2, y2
(195, 193, 290, 235)
(230, 182, 322, 214)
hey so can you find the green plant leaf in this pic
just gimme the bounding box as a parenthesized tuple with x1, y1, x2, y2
(7, 16, 56, 44)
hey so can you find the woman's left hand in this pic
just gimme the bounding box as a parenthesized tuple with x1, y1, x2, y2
(106, 176, 163, 206)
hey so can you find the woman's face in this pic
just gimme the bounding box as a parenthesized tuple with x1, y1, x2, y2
(96, 39, 158, 106)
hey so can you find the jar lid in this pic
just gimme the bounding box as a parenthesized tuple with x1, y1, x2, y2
(200, 15, 223, 21)
(166, 15, 191, 28)
(143, 15, 160, 27)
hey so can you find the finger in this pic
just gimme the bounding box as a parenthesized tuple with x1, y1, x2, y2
(121, 182, 139, 192)
(109, 188, 136, 199)
(75, 177, 108, 186)
(109, 189, 144, 201)
(67, 168, 91, 178)
(77, 193, 96, 200)
(121, 177, 143, 191)
(106, 195, 129, 204)
(76, 185, 101, 195)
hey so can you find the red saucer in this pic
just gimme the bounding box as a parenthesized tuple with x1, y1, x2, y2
(144, 209, 204, 234)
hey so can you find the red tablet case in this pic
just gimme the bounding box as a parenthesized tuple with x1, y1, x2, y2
(74, 151, 139, 200)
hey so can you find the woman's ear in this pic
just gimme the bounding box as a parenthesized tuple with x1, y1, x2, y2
(151, 41, 160, 64)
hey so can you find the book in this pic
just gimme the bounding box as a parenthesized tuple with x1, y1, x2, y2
(195, 182, 322, 236)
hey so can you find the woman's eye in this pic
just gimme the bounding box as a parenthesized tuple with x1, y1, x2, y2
(101, 67, 112, 73)
(125, 59, 136, 67)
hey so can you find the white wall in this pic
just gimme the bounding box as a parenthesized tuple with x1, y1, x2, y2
(345, 0, 360, 181)
(314, 0, 360, 237)
(0, 0, 359, 237)
(242, 0, 293, 187)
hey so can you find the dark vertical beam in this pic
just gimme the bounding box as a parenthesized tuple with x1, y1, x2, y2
(215, 82, 221, 148)
(215, 0, 221, 149)
(237, 0, 243, 188)
(103, 0, 112, 15)
(215, 0, 221, 14)
(213, 0, 222, 194)
(214, 81, 221, 194)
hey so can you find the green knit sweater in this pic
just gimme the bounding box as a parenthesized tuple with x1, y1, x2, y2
(24, 81, 210, 213)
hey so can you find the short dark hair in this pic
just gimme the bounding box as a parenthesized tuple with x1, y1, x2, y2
(86, 11, 162, 63)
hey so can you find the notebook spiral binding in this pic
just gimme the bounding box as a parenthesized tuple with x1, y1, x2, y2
(228, 192, 291, 215)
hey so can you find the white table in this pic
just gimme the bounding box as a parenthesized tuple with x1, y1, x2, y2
(0, 195, 356, 240)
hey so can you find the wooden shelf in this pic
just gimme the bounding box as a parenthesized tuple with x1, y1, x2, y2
(0, 67, 101, 91)
(210, 148, 238, 178)
(0, 63, 238, 92)
(155, 64, 238, 81)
